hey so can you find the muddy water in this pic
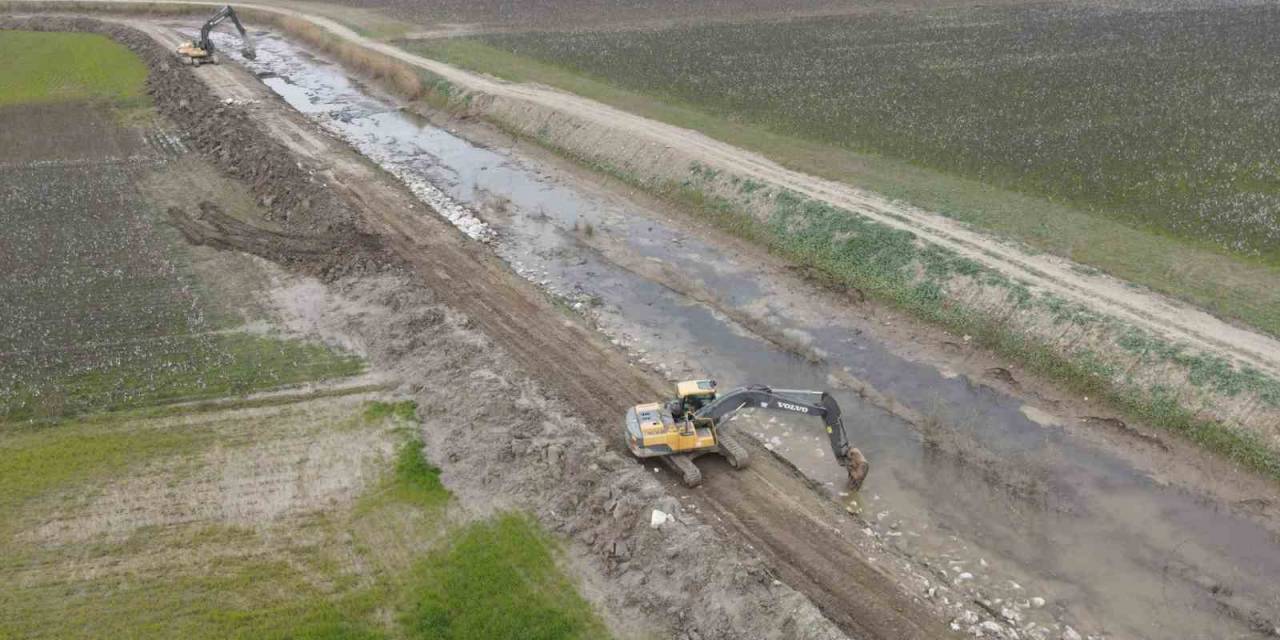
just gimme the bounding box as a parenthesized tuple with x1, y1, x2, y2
(217, 32, 1280, 639)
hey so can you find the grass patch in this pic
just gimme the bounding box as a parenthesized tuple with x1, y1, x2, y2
(0, 30, 147, 106)
(356, 431, 451, 512)
(400, 30, 1280, 340)
(401, 513, 610, 640)
(0, 413, 203, 513)
(364, 399, 420, 423)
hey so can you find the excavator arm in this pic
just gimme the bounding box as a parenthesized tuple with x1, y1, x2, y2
(695, 385, 869, 489)
(196, 5, 256, 60)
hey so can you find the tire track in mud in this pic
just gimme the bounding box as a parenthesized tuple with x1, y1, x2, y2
(102, 18, 951, 639)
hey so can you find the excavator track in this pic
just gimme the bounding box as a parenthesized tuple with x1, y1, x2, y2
(664, 454, 703, 487)
(716, 431, 750, 470)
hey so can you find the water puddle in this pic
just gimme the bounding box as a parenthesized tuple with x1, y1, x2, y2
(215, 31, 1280, 639)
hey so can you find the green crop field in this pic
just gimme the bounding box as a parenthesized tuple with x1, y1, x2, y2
(468, 4, 1280, 258)
(0, 30, 148, 106)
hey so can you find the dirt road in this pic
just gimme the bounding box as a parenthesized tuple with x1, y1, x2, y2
(127, 21, 951, 639)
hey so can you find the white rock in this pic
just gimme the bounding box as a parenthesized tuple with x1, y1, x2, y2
(650, 509, 671, 528)
(1061, 626, 1082, 640)
(1029, 597, 1046, 609)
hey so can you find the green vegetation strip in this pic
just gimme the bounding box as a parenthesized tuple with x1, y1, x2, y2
(0, 30, 147, 106)
(401, 514, 610, 640)
(506, 118, 1280, 481)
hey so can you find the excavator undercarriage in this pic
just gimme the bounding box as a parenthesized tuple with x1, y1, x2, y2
(625, 380, 868, 489)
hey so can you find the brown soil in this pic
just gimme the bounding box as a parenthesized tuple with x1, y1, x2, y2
(17, 15, 960, 639)
(0, 101, 145, 165)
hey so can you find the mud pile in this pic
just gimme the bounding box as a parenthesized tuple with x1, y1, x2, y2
(169, 202, 387, 280)
(278, 272, 848, 640)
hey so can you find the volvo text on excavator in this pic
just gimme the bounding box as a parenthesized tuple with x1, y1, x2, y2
(624, 380, 869, 489)
(177, 5, 255, 66)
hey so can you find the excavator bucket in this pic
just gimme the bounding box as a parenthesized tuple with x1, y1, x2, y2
(845, 447, 869, 491)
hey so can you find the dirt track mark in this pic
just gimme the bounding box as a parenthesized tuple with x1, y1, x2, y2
(169, 201, 389, 279)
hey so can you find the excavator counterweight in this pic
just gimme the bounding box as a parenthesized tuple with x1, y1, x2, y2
(624, 380, 868, 489)
(177, 5, 255, 66)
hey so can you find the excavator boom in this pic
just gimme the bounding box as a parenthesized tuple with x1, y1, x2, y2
(694, 385, 868, 489)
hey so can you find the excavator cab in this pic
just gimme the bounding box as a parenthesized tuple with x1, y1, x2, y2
(672, 379, 717, 418)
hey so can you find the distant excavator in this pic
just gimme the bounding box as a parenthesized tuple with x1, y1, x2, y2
(625, 380, 869, 489)
(177, 5, 256, 66)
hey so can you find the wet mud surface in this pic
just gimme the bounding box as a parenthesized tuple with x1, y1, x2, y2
(215, 30, 1280, 639)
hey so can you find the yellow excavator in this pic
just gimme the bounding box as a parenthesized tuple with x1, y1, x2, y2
(625, 380, 869, 489)
(176, 5, 256, 66)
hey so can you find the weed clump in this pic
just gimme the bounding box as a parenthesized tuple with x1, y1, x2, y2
(364, 400, 419, 423)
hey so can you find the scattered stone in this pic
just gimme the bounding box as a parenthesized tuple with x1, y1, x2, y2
(978, 620, 1007, 636)
(650, 509, 672, 528)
